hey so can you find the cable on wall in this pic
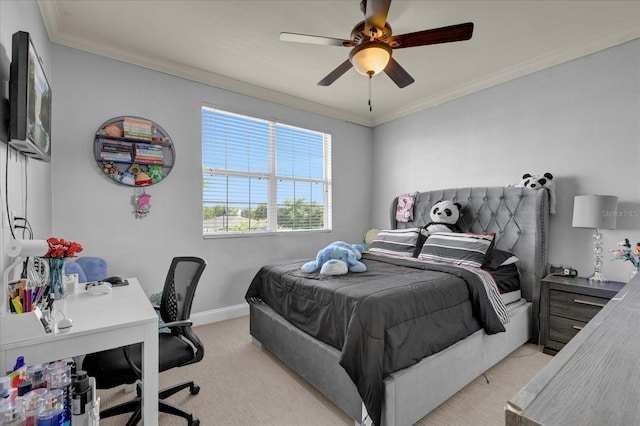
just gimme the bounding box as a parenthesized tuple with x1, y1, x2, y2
(4, 139, 15, 239)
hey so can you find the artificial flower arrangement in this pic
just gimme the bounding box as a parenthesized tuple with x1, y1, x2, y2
(44, 238, 83, 299)
(44, 237, 83, 258)
(611, 238, 640, 272)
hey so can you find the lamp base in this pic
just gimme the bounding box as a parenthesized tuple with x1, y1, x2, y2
(588, 271, 608, 284)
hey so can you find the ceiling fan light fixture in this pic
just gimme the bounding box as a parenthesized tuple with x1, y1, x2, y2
(349, 41, 392, 76)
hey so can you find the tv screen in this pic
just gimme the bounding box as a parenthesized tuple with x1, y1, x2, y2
(9, 31, 52, 162)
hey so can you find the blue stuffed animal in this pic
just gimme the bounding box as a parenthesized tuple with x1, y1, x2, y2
(301, 241, 367, 274)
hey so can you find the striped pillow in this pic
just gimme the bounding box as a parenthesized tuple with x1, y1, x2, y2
(368, 228, 425, 257)
(418, 232, 495, 267)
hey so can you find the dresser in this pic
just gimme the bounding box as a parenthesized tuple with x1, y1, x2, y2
(539, 275, 625, 355)
(506, 274, 639, 425)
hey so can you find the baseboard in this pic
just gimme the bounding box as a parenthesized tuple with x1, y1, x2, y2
(191, 303, 249, 326)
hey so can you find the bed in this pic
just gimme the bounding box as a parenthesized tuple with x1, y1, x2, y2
(246, 186, 549, 426)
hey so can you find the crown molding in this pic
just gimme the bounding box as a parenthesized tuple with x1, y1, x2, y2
(38, 1, 639, 129)
(372, 27, 640, 127)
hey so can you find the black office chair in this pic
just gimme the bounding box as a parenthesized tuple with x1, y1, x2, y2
(83, 256, 207, 426)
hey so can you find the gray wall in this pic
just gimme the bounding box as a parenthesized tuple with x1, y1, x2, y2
(49, 44, 372, 321)
(0, 1, 53, 278)
(372, 39, 640, 283)
(2, 0, 638, 321)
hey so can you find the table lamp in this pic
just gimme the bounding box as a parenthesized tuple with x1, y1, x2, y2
(572, 195, 618, 283)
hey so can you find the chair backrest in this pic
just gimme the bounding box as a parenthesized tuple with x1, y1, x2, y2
(160, 257, 207, 324)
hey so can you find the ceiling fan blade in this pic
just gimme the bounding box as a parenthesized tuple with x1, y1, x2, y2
(318, 60, 353, 86)
(390, 22, 474, 49)
(364, 0, 391, 37)
(384, 57, 414, 88)
(280, 32, 355, 47)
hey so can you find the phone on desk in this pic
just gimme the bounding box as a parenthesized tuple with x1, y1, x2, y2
(550, 264, 578, 278)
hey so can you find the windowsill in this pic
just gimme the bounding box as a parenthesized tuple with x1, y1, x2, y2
(203, 229, 331, 239)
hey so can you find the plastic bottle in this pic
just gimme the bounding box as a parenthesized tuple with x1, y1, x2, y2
(21, 389, 46, 426)
(9, 358, 26, 388)
(71, 371, 92, 426)
(36, 389, 63, 426)
(0, 397, 25, 425)
(12, 358, 24, 373)
(16, 383, 31, 398)
(45, 363, 70, 426)
(0, 379, 9, 400)
(26, 366, 46, 391)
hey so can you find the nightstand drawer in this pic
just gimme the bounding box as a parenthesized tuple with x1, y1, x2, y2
(540, 276, 624, 356)
(549, 290, 609, 322)
(549, 315, 587, 344)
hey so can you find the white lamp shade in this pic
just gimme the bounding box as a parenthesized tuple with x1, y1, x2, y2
(349, 41, 391, 76)
(572, 195, 618, 230)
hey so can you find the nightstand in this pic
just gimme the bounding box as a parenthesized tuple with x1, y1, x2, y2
(539, 275, 625, 355)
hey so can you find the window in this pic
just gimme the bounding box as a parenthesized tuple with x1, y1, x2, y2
(202, 106, 332, 235)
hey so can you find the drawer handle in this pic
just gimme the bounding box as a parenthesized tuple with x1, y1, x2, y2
(572, 325, 583, 331)
(573, 299, 606, 308)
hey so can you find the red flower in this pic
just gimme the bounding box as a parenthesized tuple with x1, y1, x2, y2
(45, 237, 83, 258)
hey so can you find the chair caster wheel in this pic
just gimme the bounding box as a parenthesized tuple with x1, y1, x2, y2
(191, 385, 200, 395)
(190, 418, 200, 426)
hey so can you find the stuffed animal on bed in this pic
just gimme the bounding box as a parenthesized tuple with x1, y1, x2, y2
(301, 241, 367, 275)
(424, 200, 462, 234)
(515, 172, 557, 214)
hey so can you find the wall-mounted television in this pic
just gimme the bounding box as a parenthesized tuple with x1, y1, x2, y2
(9, 31, 52, 162)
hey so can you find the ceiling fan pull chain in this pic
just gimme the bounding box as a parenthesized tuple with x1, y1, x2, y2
(368, 72, 373, 112)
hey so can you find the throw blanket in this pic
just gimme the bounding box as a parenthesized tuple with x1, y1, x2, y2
(395, 192, 417, 222)
(246, 253, 505, 426)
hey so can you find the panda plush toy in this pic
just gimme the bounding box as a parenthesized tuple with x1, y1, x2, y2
(424, 200, 462, 234)
(516, 172, 557, 214)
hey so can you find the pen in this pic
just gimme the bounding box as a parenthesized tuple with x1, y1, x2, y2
(25, 288, 32, 312)
(11, 296, 23, 314)
(34, 285, 46, 306)
(18, 282, 25, 309)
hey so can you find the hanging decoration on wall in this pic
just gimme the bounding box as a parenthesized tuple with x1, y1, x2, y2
(133, 188, 152, 219)
(94, 116, 175, 187)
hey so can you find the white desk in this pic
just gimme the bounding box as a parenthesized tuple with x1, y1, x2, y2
(0, 278, 158, 424)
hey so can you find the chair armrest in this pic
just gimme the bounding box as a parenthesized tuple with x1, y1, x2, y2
(161, 319, 193, 329)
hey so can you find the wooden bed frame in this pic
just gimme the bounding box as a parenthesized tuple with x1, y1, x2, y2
(249, 187, 549, 426)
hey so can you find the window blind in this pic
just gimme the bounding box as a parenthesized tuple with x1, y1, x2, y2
(202, 106, 332, 235)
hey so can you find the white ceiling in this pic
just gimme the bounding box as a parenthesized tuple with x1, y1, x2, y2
(38, 1, 640, 127)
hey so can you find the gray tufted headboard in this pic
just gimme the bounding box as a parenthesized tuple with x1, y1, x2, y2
(391, 187, 550, 341)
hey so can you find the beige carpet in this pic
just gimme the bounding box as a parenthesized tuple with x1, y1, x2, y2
(98, 316, 551, 425)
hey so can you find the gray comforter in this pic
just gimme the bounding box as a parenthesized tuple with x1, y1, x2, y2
(246, 253, 505, 426)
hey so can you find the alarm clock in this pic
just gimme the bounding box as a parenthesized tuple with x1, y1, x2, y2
(550, 264, 578, 278)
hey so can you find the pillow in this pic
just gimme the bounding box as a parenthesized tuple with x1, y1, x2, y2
(483, 249, 519, 270)
(74, 257, 107, 282)
(418, 232, 495, 267)
(62, 259, 87, 284)
(368, 228, 426, 257)
(489, 263, 521, 293)
(150, 291, 171, 333)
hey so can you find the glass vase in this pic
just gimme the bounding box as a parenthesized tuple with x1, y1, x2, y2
(48, 257, 66, 299)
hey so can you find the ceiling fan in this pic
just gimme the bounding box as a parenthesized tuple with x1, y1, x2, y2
(280, 0, 474, 88)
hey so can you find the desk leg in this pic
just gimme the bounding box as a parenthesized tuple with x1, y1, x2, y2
(141, 321, 159, 424)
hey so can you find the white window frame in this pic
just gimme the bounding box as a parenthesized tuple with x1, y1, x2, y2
(202, 106, 332, 236)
